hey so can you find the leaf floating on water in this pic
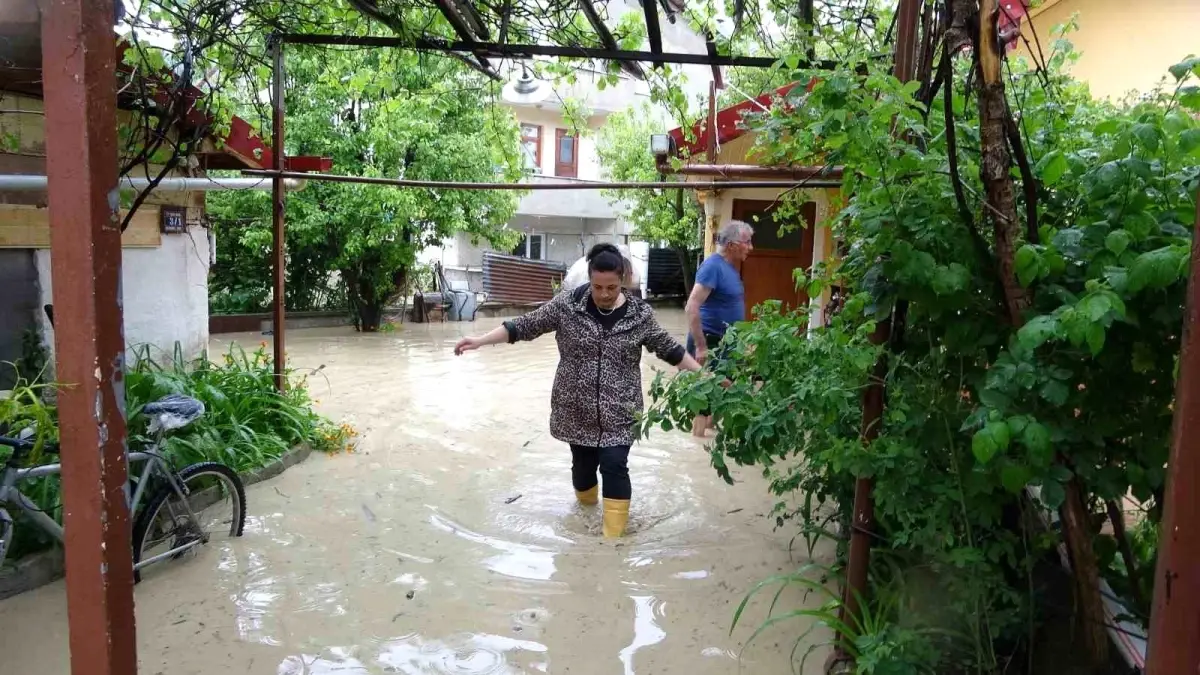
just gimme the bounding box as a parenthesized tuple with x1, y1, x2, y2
(405, 590, 415, 600)
(361, 504, 376, 522)
(505, 494, 523, 504)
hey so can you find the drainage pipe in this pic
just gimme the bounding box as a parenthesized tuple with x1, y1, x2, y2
(654, 156, 845, 182)
(0, 174, 308, 192)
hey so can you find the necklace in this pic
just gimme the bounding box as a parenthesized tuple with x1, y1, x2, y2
(595, 304, 617, 316)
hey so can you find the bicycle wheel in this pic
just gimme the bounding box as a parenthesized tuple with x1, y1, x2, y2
(131, 461, 246, 580)
(0, 508, 12, 567)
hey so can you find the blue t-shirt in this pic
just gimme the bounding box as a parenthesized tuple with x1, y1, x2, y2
(695, 254, 745, 336)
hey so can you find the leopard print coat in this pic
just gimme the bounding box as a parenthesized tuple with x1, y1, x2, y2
(504, 285, 685, 447)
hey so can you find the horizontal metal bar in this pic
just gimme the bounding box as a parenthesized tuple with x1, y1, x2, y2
(241, 169, 843, 190)
(132, 538, 204, 571)
(277, 34, 841, 70)
(0, 174, 308, 192)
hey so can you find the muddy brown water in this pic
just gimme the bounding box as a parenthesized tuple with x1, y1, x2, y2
(0, 310, 833, 674)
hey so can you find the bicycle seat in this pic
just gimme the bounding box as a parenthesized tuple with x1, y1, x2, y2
(144, 394, 205, 433)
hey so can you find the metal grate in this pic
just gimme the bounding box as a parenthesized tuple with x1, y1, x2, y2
(482, 251, 566, 304)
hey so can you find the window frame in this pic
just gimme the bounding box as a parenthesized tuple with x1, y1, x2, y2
(520, 124, 542, 173)
(511, 233, 546, 261)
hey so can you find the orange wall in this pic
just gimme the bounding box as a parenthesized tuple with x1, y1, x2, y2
(1014, 0, 1200, 100)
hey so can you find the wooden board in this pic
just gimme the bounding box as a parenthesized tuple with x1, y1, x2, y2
(0, 204, 162, 248)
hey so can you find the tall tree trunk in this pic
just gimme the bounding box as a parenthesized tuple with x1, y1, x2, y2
(357, 301, 383, 333)
(976, 0, 1028, 327)
(975, 0, 1109, 666)
(676, 246, 695, 294)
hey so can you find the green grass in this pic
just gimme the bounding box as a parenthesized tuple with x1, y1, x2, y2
(125, 342, 338, 472)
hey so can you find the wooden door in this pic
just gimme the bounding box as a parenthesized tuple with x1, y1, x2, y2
(554, 129, 578, 178)
(731, 199, 816, 316)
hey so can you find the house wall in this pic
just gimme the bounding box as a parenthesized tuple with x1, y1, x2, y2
(1013, 0, 1200, 100)
(35, 229, 212, 363)
(0, 91, 212, 366)
(511, 106, 606, 180)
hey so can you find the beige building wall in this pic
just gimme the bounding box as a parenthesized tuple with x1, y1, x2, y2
(1014, 0, 1200, 100)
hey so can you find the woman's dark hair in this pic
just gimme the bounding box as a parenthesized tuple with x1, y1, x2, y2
(587, 243, 626, 278)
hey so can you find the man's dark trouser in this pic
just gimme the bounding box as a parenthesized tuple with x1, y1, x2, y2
(570, 444, 631, 500)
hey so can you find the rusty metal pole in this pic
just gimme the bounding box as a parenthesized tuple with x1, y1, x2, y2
(40, 0, 138, 673)
(271, 36, 287, 391)
(1146, 190, 1200, 675)
(836, 0, 922, 660)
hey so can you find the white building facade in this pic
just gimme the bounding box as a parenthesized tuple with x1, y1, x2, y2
(421, 66, 654, 294)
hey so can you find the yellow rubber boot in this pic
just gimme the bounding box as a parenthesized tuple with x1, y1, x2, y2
(602, 498, 631, 538)
(575, 485, 599, 505)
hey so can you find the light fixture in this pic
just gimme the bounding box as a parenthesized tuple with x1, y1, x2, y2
(649, 133, 671, 158)
(501, 64, 550, 105)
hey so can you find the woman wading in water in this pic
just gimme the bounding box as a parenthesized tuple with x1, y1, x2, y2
(454, 243, 701, 537)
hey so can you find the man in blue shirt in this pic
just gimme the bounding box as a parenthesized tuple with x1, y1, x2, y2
(684, 220, 753, 436)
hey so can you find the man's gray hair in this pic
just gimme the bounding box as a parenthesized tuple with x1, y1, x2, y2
(716, 220, 754, 247)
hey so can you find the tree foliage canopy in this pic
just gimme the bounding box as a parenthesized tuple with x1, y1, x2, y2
(208, 46, 523, 326)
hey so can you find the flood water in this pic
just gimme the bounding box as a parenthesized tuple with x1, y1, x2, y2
(0, 310, 833, 674)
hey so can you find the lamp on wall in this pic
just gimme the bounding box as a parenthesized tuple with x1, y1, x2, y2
(649, 133, 672, 158)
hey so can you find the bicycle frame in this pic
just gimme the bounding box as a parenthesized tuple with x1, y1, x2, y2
(0, 446, 205, 570)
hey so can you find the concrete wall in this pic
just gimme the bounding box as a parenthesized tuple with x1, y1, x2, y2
(515, 176, 626, 220)
(1013, 0, 1200, 100)
(34, 226, 212, 364)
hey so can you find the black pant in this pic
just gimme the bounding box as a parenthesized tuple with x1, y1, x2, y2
(570, 444, 632, 500)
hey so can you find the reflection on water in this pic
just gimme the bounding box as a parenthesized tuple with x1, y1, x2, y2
(429, 511, 559, 582)
(377, 633, 549, 674)
(0, 315, 835, 675)
(278, 633, 548, 675)
(618, 596, 667, 674)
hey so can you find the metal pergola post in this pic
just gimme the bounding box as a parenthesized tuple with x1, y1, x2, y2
(1146, 189, 1200, 674)
(40, 0, 138, 672)
(271, 36, 288, 391)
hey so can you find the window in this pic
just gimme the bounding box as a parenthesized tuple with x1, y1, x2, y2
(554, 128, 578, 178)
(520, 124, 542, 173)
(511, 233, 545, 260)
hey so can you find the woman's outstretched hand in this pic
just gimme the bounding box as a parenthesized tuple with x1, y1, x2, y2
(454, 336, 484, 355)
(453, 325, 510, 355)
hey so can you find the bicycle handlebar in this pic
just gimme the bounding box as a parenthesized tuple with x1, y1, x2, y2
(0, 436, 60, 454)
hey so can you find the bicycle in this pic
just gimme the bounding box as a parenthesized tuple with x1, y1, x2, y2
(0, 394, 247, 579)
